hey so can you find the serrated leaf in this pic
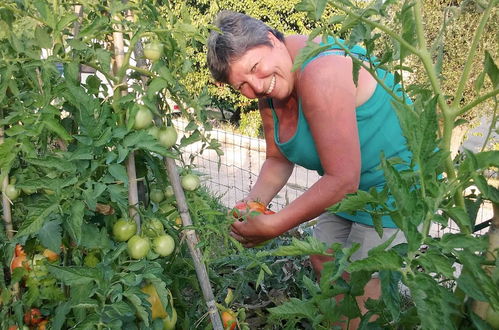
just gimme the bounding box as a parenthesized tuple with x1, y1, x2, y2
(124, 292, 149, 326)
(268, 297, 317, 319)
(47, 264, 102, 285)
(295, 0, 328, 20)
(26, 156, 76, 173)
(16, 203, 59, 237)
(52, 302, 71, 330)
(38, 219, 62, 253)
(67, 200, 85, 244)
(272, 237, 327, 256)
(348, 250, 403, 272)
(35, 25, 52, 48)
(147, 77, 168, 99)
(484, 50, 498, 88)
(108, 163, 128, 186)
(441, 206, 472, 233)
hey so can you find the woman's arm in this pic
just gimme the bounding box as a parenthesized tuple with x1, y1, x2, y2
(243, 98, 295, 205)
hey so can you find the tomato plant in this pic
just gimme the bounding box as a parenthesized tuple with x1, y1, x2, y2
(150, 187, 165, 204)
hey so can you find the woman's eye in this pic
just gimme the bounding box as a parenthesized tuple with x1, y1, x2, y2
(251, 63, 258, 73)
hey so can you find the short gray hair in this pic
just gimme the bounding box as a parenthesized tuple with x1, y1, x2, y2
(207, 11, 284, 83)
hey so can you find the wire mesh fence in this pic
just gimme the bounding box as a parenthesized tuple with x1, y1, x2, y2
(174, 118, 494, 238)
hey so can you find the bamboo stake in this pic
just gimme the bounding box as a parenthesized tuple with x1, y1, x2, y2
(163, 157, 224, 329)
(1, 127, 13, 240)
(112, 13, 140, 226)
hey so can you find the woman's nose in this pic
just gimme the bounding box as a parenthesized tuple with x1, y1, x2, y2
(248, 76, 264, 95)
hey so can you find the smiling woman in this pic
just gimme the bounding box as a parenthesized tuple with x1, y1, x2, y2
(207, 10, 413, 328)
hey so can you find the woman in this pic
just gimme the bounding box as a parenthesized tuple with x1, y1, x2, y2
(207, 10, 410, 326)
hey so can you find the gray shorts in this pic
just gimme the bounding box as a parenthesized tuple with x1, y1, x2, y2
(312, 212, 406, 261)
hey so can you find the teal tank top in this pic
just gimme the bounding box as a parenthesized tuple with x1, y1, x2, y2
(269, 38, 412, 228)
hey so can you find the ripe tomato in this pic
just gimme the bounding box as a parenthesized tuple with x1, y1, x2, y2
(42, 249, 59, 262)
(112, 219, 137, 242)
(141, 284, 167, 319)
(37, 319, 48, 330)
(15, 244, 26, 257)
(150, 188, 165, 204)
(11, 254, 29, 272)
(158, 126, 177, 148)
(221, 310, 237, 330)
(23, 308, 43, 326)
(127, 235, 150, 259)
(4, 184, 20, 200)
(134, 107, 153, 130)
(153, 234, 175, 257)
(181, 174, 200, 191)
(162, 306, 177, 330)
(142, 218, 165, 237)
(143, 41, 163, 61)
(231, 201, 269, 219)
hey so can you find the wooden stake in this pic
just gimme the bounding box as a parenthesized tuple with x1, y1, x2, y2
(164, 157, 224, 329)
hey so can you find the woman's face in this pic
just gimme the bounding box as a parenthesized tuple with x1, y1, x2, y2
(227, 33, 294, 100)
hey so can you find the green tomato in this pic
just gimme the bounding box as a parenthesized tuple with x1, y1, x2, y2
(153, 234, 175, 257)
(162, 307, 177, 330)
(158, 126, 177, 148)
(142, 218, 165, 237)
(164, 185, 174, 198)
(134, 107, 153, 130)
(181, 174, 200, 191)
(486, 306, 499, 328)
(127, 235, 151, 259)
(31, 254, 48, 277)
(113, 219, 137, 242)
(4, 184, 20, 200)
(84, 254, 100, 268)
(144, 41, 163, 61)
(150, 188, 165, 204)
(148, 126, 160, 139)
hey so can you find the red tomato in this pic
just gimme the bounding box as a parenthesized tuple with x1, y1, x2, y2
(23, 308, 43, 326)
(11, 254, 29, 272)
(221, 310, 237, 330)
(15, 244, 26, 257)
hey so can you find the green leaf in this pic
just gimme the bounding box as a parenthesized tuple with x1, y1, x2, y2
(17, 203, 59, 237)
(52, 302, 71, 330)
(292, 41, 329, 72)
(272, 236, 327, 256)
(35, 25, 52, 49)
(47, 264, 102, 285)
(406, 273, 459, 330)
(108, 163, 129, 186)
(26, 156, 76, 173)
(147, 77, 168, 99)
(80, 223, 112, 250)
(268, 297, 317, 319)
(348, 250, 403, 272)
(441, 206, 472, 233)
(66, 200, 85, 244)
(124, 291, 149, 326)
(295, 0, 328, 20)
(415, 250, 455, 278)
(436, 233, 487, 253)
(38, 219, 62, 253)
(380, 270, 402, 321)
(0, 138, 18, 169)
(484, 50, 498, 88)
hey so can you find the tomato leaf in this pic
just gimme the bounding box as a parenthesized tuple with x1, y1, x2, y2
(38, 219, 62, 253)
(17, 203, 59, 237)
(66, 200, 85, 244)
(47, 264, 102, 285)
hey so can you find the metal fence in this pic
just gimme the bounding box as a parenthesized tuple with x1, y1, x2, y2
(174, 119, 493, 238)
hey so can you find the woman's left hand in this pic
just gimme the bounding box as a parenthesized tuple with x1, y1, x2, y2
(230, 213, 282, 248)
